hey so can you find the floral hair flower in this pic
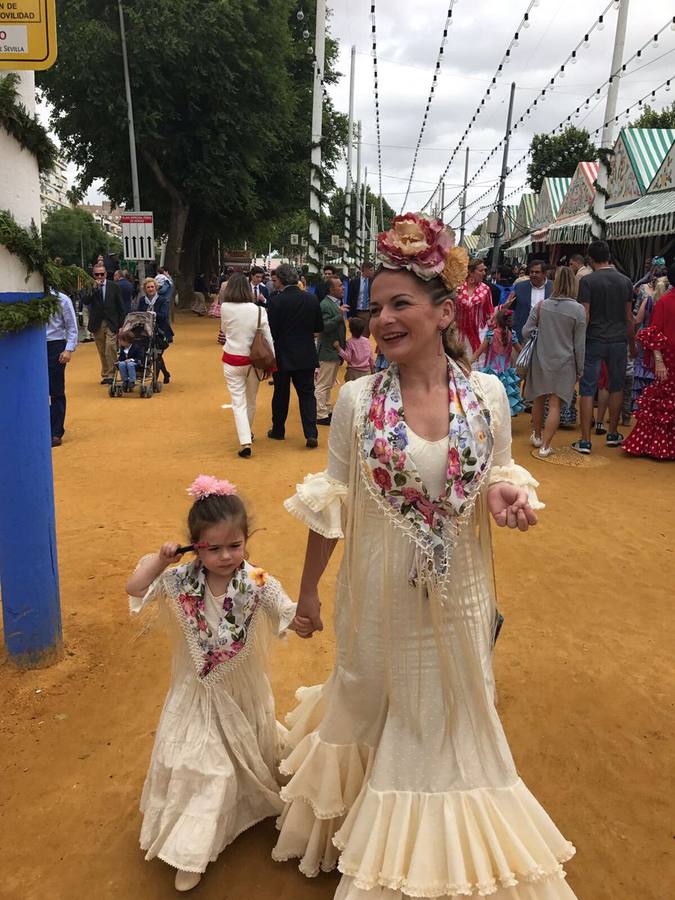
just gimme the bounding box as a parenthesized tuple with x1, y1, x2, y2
(187, 475, 238, 501)
(378, 213, 454, 281)
(440, 246, 469, 293)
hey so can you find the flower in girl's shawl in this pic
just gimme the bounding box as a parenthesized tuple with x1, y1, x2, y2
(393, 449, 407, 471)
(249, 568, 268, 587)
(373, 437, 393, 463)
(369, 395, 386, 430)
(415, 496, 439, 528)
(197, 616, 209, 632)
(178, 593, 199, 619)
(401, 487, 424, 504)
(222, 597, 233, 613)
(372, 467, 392, 492)
(390, 422, 408, 450)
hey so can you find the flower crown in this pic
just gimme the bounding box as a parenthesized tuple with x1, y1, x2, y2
(377, 212, 468, 292)
(187, 475, 237, 501)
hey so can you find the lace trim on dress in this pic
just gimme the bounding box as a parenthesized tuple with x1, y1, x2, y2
(489, 463, 545, 511)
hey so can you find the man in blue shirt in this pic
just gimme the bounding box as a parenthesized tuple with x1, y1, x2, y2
(347, 261, 375, 337)
(46, 291, 79, 447)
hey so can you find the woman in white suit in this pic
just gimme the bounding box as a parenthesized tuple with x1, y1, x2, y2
(220, 273, 274, 457)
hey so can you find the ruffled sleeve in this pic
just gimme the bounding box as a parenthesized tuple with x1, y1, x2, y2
(284, 473, 349, 539)
(128, 555, 169, 615)
(283, 378, 364, 538)
(471, 371, 545, 510)
(262, 576, 297, 635)
(636, 325, 668, 352)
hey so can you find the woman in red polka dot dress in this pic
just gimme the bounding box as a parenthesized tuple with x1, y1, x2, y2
(624, 265, 675, 460)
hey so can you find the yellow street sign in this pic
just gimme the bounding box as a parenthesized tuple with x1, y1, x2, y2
(0, 0, 57, 70)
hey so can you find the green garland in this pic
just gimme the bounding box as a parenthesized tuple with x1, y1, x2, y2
(0, 294, 60, 334)
(0, 73, 57, 173)
(589, 148, 615, 232)
(0, 208, 46, 279)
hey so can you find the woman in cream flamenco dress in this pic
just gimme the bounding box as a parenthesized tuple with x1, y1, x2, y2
(273, 214, 579, 900)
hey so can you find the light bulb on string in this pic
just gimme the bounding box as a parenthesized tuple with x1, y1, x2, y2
(296, 9, 304, 21)
(671, 17, 675, 31)
(571, 51, 577, 65)
(523, 13, 530, 28)
(306, 45, 313, 55)
(652, 34, 659, 48)
(583, 35, 590, 48)
(559, 65, 565, 79)
(666, 81, 672, 93)
(597, 15, 604, 31)
(302, 29, 310, 39)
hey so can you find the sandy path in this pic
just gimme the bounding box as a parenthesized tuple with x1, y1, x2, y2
(0, 313, 672, 900)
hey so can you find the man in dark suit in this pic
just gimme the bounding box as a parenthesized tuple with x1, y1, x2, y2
(347, 261, 375, 336)
(316, 264, 339, 301)
(114, 269, 135, 315)
(249, 266, 270, 307)
(84, 262, 127, 384)
(505, 259, 553, 343)
(266, 264, 324, 448)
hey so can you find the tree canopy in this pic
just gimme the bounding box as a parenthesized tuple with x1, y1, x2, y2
(629, 102, 675, 130)
(526, 127, 597, 193)
(38, 1, 347, 294)
(42, 206, 122, 267)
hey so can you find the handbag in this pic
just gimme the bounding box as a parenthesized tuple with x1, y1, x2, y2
(248, 305, 276, 374)
(514, 304, 541, 378)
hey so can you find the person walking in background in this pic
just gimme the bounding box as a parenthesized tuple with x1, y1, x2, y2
(630, 275, 664, 411)
(624, 264, 675, 459)
(569, 253, 592, 288)
(46, 289, 78, 447)
(316, 276, 347, 425)
(505, 259, 553, 344)
(454, 259, 494, 358)
(472, 307, 523, 416)
(138, 277, 174, 384)
(220, 273, 274, 458)
(317, 264, 339, 301)
(347, 261, 375, 337)
(336, 316, 374, 381)
(249, 266, 270, 307)
(114, 269, 134, 315)
(572, 241, 634, 454)
(266, 264, 323, 448)
(523, 266, 587, 457)
(84, 262, 126, 384)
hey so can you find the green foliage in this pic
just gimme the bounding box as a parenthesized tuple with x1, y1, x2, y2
(629, 102, 675, 130)
(41, 206, 122, 268)
(38, 0, 347, 278)
(471, 224, 482, 236)
(0, 73, 58, 172)
(326, 186, 395, 251)
(526, 127, 597, 193)
(0, 209, 46, 279)
(0, 294, 60, 335)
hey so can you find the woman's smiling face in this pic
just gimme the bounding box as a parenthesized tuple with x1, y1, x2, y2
(369, 270, 454, 366)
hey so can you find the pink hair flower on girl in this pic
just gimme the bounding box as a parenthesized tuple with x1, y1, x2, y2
(377, 213, 454, 281)
(187, 475, 238, 501)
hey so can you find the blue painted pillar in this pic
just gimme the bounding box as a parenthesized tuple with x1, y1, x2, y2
(0, 293, 63, 667)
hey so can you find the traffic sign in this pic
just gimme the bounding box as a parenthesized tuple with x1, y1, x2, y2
(0, 1, 57, 70)
(290, 233, 299, 246)
(121, 212, 155, 261)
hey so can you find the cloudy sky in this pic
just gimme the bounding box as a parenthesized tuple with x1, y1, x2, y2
(325, 0, 675, 232)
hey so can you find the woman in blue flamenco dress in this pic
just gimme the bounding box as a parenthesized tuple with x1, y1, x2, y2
(473, 307, 524, 416)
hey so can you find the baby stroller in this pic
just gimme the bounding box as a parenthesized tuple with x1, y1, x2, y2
(109, 311, 163, 399)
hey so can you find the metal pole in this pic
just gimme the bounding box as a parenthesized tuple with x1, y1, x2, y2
(118, 1, 145, 280)
(459, 146, 470, 246)
(439, 181, 445, 224)
(308, 0, 326, 274)
(591, 0, 630, 239)
(491, 83, 516, 271)
(0, 71, 63, 668)
(343, 45, 356, 274)
(370, 203, 377, 260)
(355, 121, 362, 266)
(361, 168, 368, 260)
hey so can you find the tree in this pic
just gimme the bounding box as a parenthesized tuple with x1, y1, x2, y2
(526, 127, 597, 193)
(42, 206, 122, 267)
(629, 102, 675, 130)
(325, 186, 395, 258)
(38, 1, 346, 296)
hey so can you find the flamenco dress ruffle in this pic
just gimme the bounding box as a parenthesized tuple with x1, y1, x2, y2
(482, 366, 524, 416)
(624, 326, 675, 460)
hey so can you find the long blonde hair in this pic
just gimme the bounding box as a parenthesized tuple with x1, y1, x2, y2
(552, 266, 577, 300)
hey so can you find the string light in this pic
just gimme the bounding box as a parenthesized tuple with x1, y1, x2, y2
(370, 1, 385, 230)
(597, 15, 605, 31)
(399, 3, 458, 213)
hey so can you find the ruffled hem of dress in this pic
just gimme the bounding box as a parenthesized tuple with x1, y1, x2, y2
(489, 461, 544, 510)
(271, 726, 374, 877)
(334, 868, 578, 900)
(333, 779, 575, 899)
(284, 471, 348, 539)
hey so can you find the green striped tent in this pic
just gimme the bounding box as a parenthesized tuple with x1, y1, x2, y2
(530, 178, 572, 231)
(511, 193, 538, 238)
(607, 128, 675, 208)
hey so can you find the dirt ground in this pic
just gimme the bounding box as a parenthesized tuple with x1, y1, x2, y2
(0, 313, 673, 900)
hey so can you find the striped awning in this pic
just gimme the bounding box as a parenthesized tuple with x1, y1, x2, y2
(547, 212, 593, 245)
(606, 190, 675, 240)
(504, 235, 532, 258)
(474, 245, 491, 259)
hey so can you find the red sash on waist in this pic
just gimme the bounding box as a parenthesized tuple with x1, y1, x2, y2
(222, 351, 251, 366)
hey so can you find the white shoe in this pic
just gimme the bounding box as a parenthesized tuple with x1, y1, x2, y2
(175, 870, 202, 892)
(530, 431, 543, 448)
(538, 446, 553, 458)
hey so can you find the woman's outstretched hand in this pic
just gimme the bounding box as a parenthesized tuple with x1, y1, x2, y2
(292, 589, 324, 639)
(487, 483, 538, 532)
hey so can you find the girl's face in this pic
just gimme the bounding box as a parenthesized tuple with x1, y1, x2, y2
(196, 521, 246, 577)
(369, 270, 454, 367)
